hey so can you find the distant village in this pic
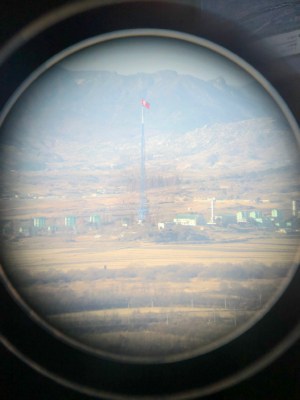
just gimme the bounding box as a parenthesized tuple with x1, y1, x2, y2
(159, 199, 300, 234)
(1, 199, 300, 239)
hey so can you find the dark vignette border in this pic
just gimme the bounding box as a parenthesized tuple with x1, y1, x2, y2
(0, 1, 300, 398)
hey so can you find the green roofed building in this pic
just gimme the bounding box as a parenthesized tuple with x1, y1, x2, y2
(33, 217, 46, 228)
(236, 211, 249, 223)
(249, 210, 263, 219)
(237, 210, 265, 224)
(173, 213, 205, 226)
(65, 216, 76, 227)
(271, 209, 283, 219)
(89, 215, 101, 225)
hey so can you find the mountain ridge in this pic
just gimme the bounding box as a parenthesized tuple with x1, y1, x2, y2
(1, 67, 279, 146)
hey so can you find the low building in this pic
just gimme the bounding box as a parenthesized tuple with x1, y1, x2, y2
(236, 211, 249, 223)
(65, 216, 76, 227)
(249, 210, 263, 219)
(173, 213, 205, 226)
(271, 209, 282, 219)
(237, 210, 263, 223)
(89, 215, 101, 225)
(33, 217, 46, 228)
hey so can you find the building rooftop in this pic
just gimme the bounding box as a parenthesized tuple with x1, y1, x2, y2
(175, 213, 201, 219)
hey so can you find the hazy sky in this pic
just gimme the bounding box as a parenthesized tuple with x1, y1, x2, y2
(61, 36, 253, 87)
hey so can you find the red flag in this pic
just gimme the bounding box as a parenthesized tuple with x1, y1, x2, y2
(141, 99, 150, 109)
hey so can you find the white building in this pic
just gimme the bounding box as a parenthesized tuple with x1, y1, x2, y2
(173, 213, 205, 226)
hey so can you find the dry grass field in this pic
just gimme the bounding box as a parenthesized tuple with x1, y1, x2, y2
(49, 306, 256, 360)
(4, 233, 299, 269)
(2, 231, 298, 361)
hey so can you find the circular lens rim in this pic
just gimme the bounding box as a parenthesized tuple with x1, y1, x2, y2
(1, 28, 300, 365)
(0, 1, 300, 398)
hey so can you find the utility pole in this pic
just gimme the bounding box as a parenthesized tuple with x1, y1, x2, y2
(207, 197, 216, 225)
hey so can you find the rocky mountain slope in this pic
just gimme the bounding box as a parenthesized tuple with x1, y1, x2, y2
(0, 68, 298, 174)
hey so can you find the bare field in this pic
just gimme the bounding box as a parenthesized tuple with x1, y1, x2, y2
(49, 306, 257, 360)
(2, 231, 298, 360)
(4, 234, 299, 271)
